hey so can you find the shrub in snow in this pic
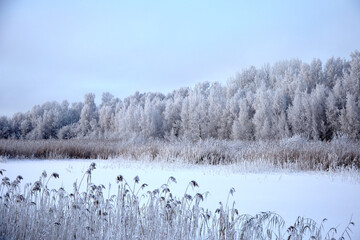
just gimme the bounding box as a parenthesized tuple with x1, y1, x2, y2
(0, 163, 355, 239)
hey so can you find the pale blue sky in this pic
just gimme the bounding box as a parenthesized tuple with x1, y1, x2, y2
(0, 0, 359, 116)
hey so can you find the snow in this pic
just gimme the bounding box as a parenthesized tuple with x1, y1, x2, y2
(1, 158, 360, 238)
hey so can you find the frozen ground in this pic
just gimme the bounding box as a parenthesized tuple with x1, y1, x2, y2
(1, 158, 360, 238)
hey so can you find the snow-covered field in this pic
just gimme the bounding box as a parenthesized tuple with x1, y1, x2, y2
(1, 158, 360, 238)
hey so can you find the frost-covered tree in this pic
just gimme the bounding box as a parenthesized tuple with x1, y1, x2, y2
(343, 51, 360, 101)
(309, 84, 327, 140)
(139, 93, 165, 139)
(207, 82, 226, 139)
(340, 93, 360, 140)
(324, 57, 344, 88)
(226, 88, 245, 139)
(116, 92, 143, 139)
(231, 96, 254, 140)
(272, 59, 303, 99)
(79, 93, 98, 137)
(19, 114, 32, 139)
(164, 88, 188, 138)
(98, 92, 118, 138)
(325, 90, 340, 139)
(0, 116, 10, 139)
(272, 88, 290, 138)
(10, 113, 26, 139)
(58, 102, 83, 139)
(310, 59, 323, 86)
(229, 66, 257, 92)
(333, 77, 346, 109)
(253, 87, 276, 140)
(288, 91, 312, 138)
(24, 102, 62, 139)
(181, 83, 210, 140)
(299, 63, 312, 93)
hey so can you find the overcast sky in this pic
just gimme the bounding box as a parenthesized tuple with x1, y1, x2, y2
(0, 0, 359, 116)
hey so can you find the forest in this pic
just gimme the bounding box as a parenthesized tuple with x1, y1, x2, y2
(0, 51, 359, 142)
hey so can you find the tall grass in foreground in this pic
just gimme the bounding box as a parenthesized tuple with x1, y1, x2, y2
(1, 137, 360, 171)
(0, 163, 355, 240)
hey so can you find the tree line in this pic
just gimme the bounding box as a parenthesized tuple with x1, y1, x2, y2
(1, 51, 359, 141)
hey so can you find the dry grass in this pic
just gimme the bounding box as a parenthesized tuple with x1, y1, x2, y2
(0, 138, 359, 171)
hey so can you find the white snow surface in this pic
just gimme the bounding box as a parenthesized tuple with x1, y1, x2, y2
(1, 158, 360, 238)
